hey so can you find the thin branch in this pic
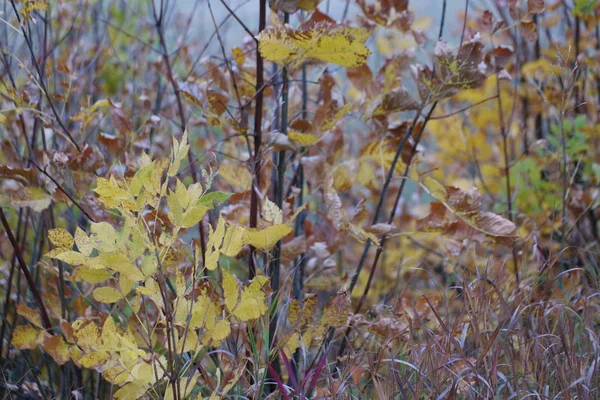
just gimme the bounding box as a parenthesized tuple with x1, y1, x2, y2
(248, 0, 267, 280)
(0, 208, 53, 333)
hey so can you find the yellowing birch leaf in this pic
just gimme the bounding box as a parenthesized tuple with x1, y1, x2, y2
(11, 187, 52, 212)
(72, 320, 101, 350)
(89, 253, 144, 281)
(423, 176, 448, 201)
(222, 270, 240, 312)
(42, 335, 71, 365)
(205, 217, 226, 270)
(333, 165, 353, 191)
(263, 197, 283, 224)
(165, 381, 196, 400)
(119, 275, 135, 296)
(74, 227, 94, 256)
(210, 320, 231, 342)
(94, 176, 136, 210)
(77, 350, 110, 368)
(232, 47, 245, 65)
(48, 228, 74, 250)
(16, 304, 44, 329)
(175, 329, 199, 353)
(168, 131, 190, 177)
(288, 130, 319, 146)
(72, 267, 112, 283)
(11, 325, 40, 350)
(113, 382, 148, 400)
(283, 332, 301, 358)
(257, 22, 371, 68)
(90, 222, 118, 252)
(176, 271, 186, 297)
(243, 224, 293, 251)
(231, 275, 270, 321)
(181, 205, 209, 228)
(93, 287, 124, 303)
(218, 161, 252, 191)
(51, 250, 88, 266)
(221, 225, 245, 257)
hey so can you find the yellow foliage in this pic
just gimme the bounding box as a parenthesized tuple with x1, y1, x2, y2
(257, 22, 370, 68)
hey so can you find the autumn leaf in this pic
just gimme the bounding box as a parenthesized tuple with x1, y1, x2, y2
(11, 187, 52, 212)
(223, 271, 270, 321)
(93, 287, 124, 303)
(11, 325, 42, 350)
(243, 224, 293, 251)
(42, 335, 71, 365)
(168, 131, 190, 177)
(16, 304, 45, 329)
(257, 22, 371, 68)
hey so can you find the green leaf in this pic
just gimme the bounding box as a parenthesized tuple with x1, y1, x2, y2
(198, 191, 232, 209)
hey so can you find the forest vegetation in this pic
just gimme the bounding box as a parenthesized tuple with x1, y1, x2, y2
(0, 0, 600, 398)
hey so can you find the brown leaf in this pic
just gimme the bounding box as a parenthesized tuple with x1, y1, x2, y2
(520, 20, 538, 43)
(0, 165, 37, 185)
(364, 223, 398, 236)
(110, 107, 132, 136)
(42, 335, 71, 365)
(374, 87, 420, 115)
(528, 0, 545, 14)
(269, 0, 299, 13)
(473, 212, 518, 245)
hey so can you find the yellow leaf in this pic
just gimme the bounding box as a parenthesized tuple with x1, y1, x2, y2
(119, 275, 135, 296)
(218, 161, 252, 191)
(168, 131, 190, 177)
(231, 275, 269, 321)
(333, 165, 353, 191)
(243, 224, 292, 251)
(89, 253, 144, 281)
(131, 361, 155, 386)
(42, 335, 71, 365)
(298, 0, 319, 10)
(165, 381, 195, 400)
(93, 287, 123, 303)
(113, 382, 148, 400)
(176, 271, 187, 297)
(74, 227, 94, 256)
(205, 217, 226, 270)
(48, 228, 74, 250)
(73, 266, 112, 283)
(90, 222, 117, 252)
(72, 320, 101, 351)
(232, 47, 245, 65)
(221, 225, 245, 257)
(263, 197, 283, 224)
(288, 130, 319, 146)
(321, 290, 350, 328)
(210, 319, 231, 342)
(16, 304, 44, 329)
(257, 22, 371, 68)
(11, 325, 40, 350)
(423, 176, 448, 201)
(11, 187, 52, 212)
(222, 270, 239, 312)
(181, 204, 209, 228)
(175, 329, 199, 353)
(77, 350, 110, 368)
(283, 332, 301, 358)
(51, 250, 88, 266)
(94, 176, 136, 210)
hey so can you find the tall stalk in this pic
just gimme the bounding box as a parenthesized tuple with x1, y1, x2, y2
(249, 0, 267, 280)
